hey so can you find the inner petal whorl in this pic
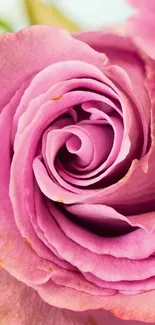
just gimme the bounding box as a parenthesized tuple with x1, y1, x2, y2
(66, 135, 82, 153)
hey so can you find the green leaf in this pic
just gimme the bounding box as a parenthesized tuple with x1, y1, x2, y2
(0, 19, 13, 33)
(24, 0, 80, 32)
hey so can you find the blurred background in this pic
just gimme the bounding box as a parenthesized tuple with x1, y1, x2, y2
(0, 0, 134, 34)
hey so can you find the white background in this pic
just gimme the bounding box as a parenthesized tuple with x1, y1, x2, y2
(0, 0, 134, 31)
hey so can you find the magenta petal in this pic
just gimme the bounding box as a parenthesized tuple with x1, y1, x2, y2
(0, 269, 147, 325)
(85, 105, 155, 211)
(0, 84, 52, 284)
(105, 64, 150, 156)
(0, 26, 106, 112)
(33, 157, 87, 203)
(127, 0, 155, 10)
(45, 122, 113, 191)
(127, 11, 155, 59)
(13, 60, 108, 140)
(35, 277, 155, 322)
(43, 204, 155, 284)
(1, 24, 155, 324)
(74, 30, 150, 123)
(65, 204, 155, 260)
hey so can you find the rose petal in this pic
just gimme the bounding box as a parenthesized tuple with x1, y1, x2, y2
(0, 269, 145, 325)
(36, 196, 155, 284)
(13, 60, 113, 147)
(46, 122, 113, 191)
(74, 30, 150, 131)
(105, 64, 149, 156)
(0, 25, 106, 112)
(127, 0, 155, 11)
(0, 89, 52, 284)
(2, 25, 155, 324)
(35, 277, 155, 323)
(83, 102, 155, 215)
(127, 11, 155, 59)
(64, 204, 155, 260)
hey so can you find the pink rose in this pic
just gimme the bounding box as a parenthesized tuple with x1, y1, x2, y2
(1, 3, 155, 323)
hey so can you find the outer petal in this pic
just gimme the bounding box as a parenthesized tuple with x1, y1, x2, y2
(0, 24, 108, 284)
(73, 31, 146, 97)
(0, 25, 107, 112)
(127, 0, 155, 11)
(0, 83, 54, 284)
(127, 11, 155, 59)
(35, 278, 155, 323)
(0, 268, 150, 325)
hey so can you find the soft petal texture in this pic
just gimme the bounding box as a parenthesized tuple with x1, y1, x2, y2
(0, 268, 149, 325)
(127, 11, 155, 59)
(0, 83, 54, 284)
(0, 25, 106, 112)
(35, 278, 155, 323)
(74, 31, 150, 153)
(0, 27, 108, 280)
(73, 30, 146, 99)
(1, 23, 155, 324)
(127, 0, 155, 10)
(126, 0, 155, 102)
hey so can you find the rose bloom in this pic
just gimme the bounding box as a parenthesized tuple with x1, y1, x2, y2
(1, 0, 155, 324)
